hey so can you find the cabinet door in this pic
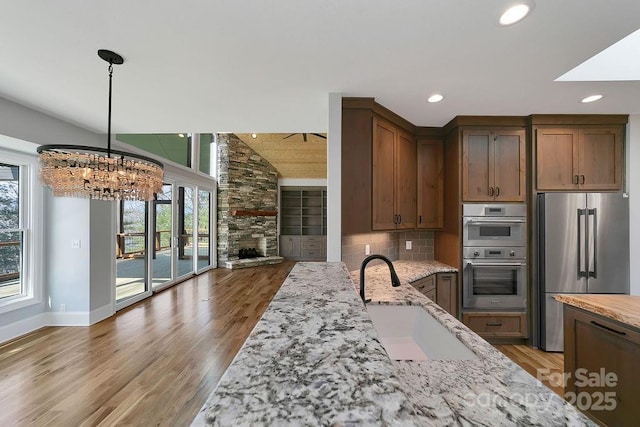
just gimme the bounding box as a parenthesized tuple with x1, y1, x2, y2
(462, 130, 493, 201)
(493, 129, 526, 202)
(536, 128, 579, 191)
(564, 306, 640, 426)
(416, 138, 443, 229)
(395, 129, 417, 229)
(372, 117, 397, 230)
(436, 273, 458, 317)
(578, 127, 623, 190)
(279, 235, 301, 258)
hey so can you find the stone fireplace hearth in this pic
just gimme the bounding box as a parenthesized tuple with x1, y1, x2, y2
(217, 134, 283, 269)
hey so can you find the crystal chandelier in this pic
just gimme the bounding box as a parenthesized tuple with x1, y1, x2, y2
(37, 50, 164, 201)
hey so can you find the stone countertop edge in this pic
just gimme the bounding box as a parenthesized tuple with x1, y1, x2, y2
(554, 294, 640, 330)
(192, 261, 594, 426)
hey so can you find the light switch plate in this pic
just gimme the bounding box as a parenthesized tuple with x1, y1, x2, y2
(406, 240, 412, 250)
(365, 244, 370, 255)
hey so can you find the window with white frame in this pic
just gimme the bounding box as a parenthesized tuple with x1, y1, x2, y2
(0, 150, 41, 311)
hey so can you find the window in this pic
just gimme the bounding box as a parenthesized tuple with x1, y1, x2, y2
(0, 150, 42, 312)
(0, 164, 21, 300)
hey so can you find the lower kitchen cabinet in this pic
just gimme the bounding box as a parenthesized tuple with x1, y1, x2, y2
(436, 273, 458, 318)
(564, 305, 640, 426)
(462, 312, 526, 339)
(410, 273, 458, 317)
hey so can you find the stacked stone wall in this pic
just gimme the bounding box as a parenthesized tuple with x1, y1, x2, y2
(217, 134, 278, 263)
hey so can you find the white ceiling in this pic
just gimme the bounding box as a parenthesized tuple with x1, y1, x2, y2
(1, 0, 640, 134)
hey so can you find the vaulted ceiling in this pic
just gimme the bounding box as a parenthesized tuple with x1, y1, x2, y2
(1, 1, 640, 135)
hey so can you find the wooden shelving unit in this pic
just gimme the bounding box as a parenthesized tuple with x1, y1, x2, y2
(279, 187, 327, 260)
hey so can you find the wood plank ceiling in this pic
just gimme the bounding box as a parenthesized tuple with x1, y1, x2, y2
(236, 133, 326, 179)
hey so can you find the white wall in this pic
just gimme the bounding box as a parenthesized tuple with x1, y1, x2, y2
(628, 114, 640, 295)
(0, 96, 109, 340)
(326, 93, 342, 262)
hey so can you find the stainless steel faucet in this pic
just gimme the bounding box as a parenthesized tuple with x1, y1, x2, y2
(359, 254, 401, 303)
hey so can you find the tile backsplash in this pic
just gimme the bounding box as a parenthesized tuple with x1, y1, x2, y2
(341, 230, 434, 272)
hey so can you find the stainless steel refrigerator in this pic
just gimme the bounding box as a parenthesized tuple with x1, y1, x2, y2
(537, 193, 629, 352)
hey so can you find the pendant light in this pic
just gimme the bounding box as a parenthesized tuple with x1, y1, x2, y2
(37, 49, 164, 201)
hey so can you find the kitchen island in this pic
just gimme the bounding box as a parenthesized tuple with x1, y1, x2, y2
(556, 294, 640, 426)
(193, 262, 592, 426)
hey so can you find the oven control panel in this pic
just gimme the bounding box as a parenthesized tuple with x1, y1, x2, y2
(463, 247, 526, 259)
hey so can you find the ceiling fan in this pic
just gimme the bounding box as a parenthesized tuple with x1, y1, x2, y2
(282, 133, 327, 142)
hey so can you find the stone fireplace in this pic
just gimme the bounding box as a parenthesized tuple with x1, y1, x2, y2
(216, 134, 281, 268)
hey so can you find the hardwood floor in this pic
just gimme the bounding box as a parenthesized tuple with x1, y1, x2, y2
(0, 260, 295, 427)
(494, 344, 565, 397)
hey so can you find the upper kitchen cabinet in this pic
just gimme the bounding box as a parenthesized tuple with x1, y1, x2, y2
(461, 128, 526, 202)
(532, 115, 627, 191)
(342, 98, 417, 234)
(372, 116, 417, 230)
(416, 136, 444, 229)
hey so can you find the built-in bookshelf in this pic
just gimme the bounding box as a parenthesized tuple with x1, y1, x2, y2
(280, 186, 327, 260)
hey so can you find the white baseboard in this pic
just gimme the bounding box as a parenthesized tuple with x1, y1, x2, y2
(90, 303, 114, 325)
(0, 306, 115, 344)
(0, 313, 48, 344)
(47, 311, 90, 326)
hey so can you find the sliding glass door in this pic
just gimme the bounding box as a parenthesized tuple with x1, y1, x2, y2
(197, 190, 211, 272)
(115, 180, 213, 308)
(152, 184, 173, 290)
(115, 200, 151, 307)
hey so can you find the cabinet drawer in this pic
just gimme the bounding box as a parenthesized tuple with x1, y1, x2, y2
(303, 236, 323, 243)
(301, 248, 324, 259)
(462, 312, 526, 338)
(302, 240, 323, 249)
(410, 276, 436, 295)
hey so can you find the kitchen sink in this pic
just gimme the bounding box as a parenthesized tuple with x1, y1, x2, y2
(367, 305, 478, 361)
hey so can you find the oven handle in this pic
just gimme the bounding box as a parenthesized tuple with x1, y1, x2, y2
(466, 261, 524, 267)
(465, 219, 526, 224)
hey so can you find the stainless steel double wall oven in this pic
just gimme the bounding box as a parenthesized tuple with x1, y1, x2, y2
(462, 204, 527, 310)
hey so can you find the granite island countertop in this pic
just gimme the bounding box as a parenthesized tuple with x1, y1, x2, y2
(554, 294, 640, 330)
(193, 261, 593, 426)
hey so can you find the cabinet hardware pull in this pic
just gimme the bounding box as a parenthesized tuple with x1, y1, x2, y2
(486, 322, 503, 327)
(580, 175, 585, 185)
(419, 215, 422, 224)
(496, 187, 500, 197)
(398, 214, 402, 224)
(574, 175, 579, 185)
(393, 215, 398, 224)
(590, 321, 626, 335)
(489, 187, 494, 196)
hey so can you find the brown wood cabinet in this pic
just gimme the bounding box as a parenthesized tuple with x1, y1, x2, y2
(372, 116, 417, 230)
(564, 305, 640, 426)
(536, 126, 624, 191)
(416, 138, 443, 229)
(462, 128, 526, 202)
(342, 98, 418, 234)
(436, 273, 458, 318)
(462, 312, 526, 338)
(409, 273, 458, 317)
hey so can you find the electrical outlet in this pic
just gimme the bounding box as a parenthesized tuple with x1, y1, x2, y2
(71, 239, 81, 249)
(406, 240, 412, 250)
(365, 244, 371, 255)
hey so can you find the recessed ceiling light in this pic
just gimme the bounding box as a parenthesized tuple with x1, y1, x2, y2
(581, 94, 603, 103)
(499, 3, 532, 26)
(251, 133, 258, 139)
(427, 94, 444, 103)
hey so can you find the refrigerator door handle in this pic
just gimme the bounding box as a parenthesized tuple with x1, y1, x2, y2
(588, 208, 597, 278)
(577, 208, 588, 278)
